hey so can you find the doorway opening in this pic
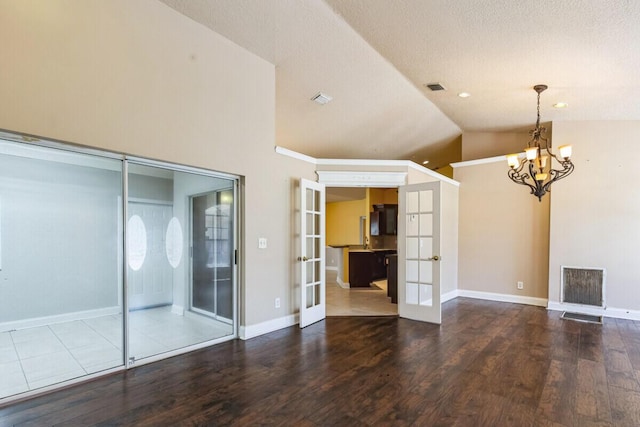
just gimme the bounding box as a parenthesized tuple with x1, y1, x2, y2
(325, 187, 398, 316)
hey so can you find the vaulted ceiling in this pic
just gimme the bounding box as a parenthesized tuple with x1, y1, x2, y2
(159, 0, 640, 168)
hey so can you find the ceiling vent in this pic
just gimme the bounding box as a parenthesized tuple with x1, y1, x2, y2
(311, 92, 333, 105)
(425, 83, 446, 91)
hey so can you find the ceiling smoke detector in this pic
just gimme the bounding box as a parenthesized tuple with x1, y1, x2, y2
(311, 92, 333, 105)
(425, 83, 446, 91)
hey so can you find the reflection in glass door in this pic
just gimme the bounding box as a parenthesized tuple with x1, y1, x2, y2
(191, 189, 234, 322)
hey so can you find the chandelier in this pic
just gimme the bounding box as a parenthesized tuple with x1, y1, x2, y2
(506, 85, 574, 201)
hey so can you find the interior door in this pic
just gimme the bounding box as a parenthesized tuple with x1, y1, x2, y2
(398, 181, 441, 324)
(299, 178, 326, 328)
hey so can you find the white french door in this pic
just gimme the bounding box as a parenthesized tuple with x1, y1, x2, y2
(398, 181, 442, 324)
(299, 178, 326, 328)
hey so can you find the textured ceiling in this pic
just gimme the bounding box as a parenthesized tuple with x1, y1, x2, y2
(158, 0, 640, 166)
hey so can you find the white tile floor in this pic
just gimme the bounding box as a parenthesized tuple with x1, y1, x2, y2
(326, 270, 398, 316)
(0, 307, 232, 400)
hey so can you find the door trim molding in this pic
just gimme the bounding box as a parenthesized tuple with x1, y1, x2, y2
(316, 170, 407, 187)
(274, 145, 460, 186)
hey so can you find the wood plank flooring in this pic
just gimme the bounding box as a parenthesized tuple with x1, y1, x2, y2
(2, 298, 640, 426)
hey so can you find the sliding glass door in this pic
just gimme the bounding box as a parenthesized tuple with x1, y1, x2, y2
(0, 136, 239, 403)
(126, 162, 236, 364)
(0, 140, 124, 399)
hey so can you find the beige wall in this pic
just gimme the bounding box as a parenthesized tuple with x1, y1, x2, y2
(440, 181, 459, 296)
(0, 0, 317, 328)
(549, 121, 640, 311)
(462, 131, 531, 161)
(454, 159, 549, 299)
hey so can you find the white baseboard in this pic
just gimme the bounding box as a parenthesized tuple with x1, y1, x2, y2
(239, 314, 299, 340)
(336, 277, 350, 289)
(547, 301, 640, 321)
(171, 304, 184, 316)
(0, 306, 122, 333)
(457, 289, 548, 307)
(442, 289, 459, 303)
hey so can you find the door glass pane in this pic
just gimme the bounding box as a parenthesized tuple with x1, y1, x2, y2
(420, 190, 433, 212)
(306, 261, 315, 283)
(0, 140, 124, 399)
(419, 261, 433, 283)
(306, 236, 320, 260)
(306, 284, 314, 308)
(406, 260, 419, 282)
(314, 284, 321, 307)
(407, 191, 419, 213)
(127, 164, 235, 363)
(406, 237, 419, 259)
(420, 213, 433, 236)
(314, 190, 321, 213)
(406, 214, 419, 236)
(306, 213, 315, 235)
(419, 284, 433, 306)
(406, 283, 419, 304)
(419, 237, 433, 259)
(306, 188, 314, 212)
(314, 237, 320, 259)
(314, 260, 321, 282)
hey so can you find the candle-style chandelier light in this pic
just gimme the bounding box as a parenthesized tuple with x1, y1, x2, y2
(506, 85, 574, 201)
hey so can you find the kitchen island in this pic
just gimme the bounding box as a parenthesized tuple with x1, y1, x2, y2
(348, 249, 397, 287)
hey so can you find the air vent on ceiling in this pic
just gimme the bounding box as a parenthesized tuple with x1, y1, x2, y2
(425, 83, 446, 91)
(311, 92, 333, 105)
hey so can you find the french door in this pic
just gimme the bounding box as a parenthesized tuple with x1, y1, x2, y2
(299, 178, 326, 328)
(398, 181, 442, 324)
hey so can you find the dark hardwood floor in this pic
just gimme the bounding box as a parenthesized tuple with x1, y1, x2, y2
(2, 297, 640, 426)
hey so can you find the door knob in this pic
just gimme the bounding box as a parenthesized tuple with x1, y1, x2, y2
(428, 255, 440, 261)
(297, 256, 309, 262)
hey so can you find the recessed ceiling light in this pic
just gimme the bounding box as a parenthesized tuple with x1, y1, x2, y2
(458, 92, 471, 98)
(553, 102, 568, 108)
(422, 160, 429, 165)
(311, 92, 332, 105)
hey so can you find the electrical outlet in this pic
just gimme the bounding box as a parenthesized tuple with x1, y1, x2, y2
(275, 297, 281, 308)
(258, 237, 267, 249)
(517, 281, 524, 290)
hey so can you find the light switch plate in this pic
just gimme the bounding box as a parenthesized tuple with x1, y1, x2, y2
(258, 237, 267, 249)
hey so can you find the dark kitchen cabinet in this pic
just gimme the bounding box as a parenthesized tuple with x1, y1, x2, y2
(370, 204, 398, 236)
(386, 254, 398, 304)
(348, 250, 397, 287)
(349, 251, 375, 287)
